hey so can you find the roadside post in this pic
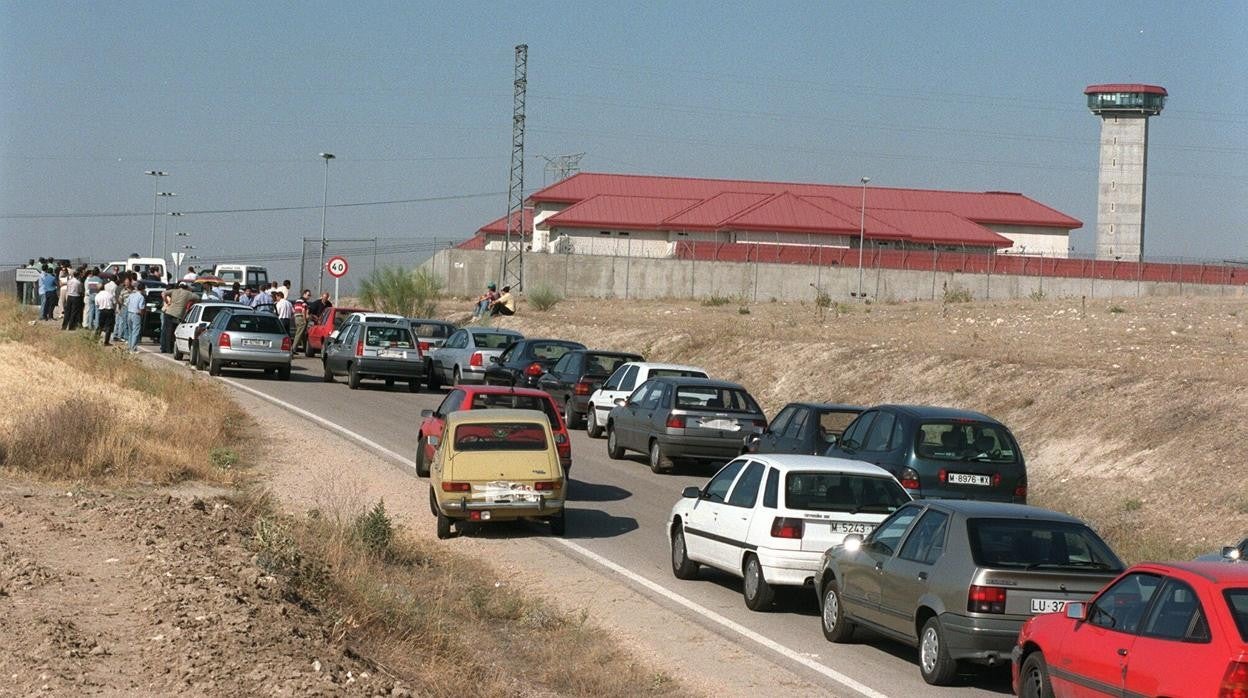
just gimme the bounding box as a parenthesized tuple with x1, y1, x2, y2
(326, 255, 348, 303)
(16, 266, 40, 306)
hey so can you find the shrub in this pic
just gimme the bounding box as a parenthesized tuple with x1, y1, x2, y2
(357, 267, 443, 318)
(526, 285, 561, 312)
(1109, 305, 1126, 314)
(1029, 289, 1047, 302)
(353, 499, 395, 558)
(814, 289, 832, 311)
(210, 448, 239, 469)
(737, 306, 750, 315)
(943, 286, 973, 303)
(701, 295, 732, 307)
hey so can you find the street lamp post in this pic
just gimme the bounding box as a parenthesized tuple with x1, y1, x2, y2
(317, 152, 335, 295)
(145, 170, 168, 255)
(164, 211, 183, 261)
(856, 176, 871, 300)
(155, 192, 176, 264)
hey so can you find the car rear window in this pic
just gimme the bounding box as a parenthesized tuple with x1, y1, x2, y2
(650, 369, 707, 379)
(967, 519, 1123, 572)
(453, 422, 547, 451)
(584, 353, 636, 376)
(674, 386, 759, 413)
(411, 322, 452, 338)
(365, 326, 414, 348)
(226, 315, 284, 333)
(466, 393, 561, 428)
(201, 306, 233, 323)
(472, 332, 517, 349)
(526, 341, 579, 361)
(1225, 590, 1248, 642)
(916, 421, 1019, 464)
(785, 473, 909, 514)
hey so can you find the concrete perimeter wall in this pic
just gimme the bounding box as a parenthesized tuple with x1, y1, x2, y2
(424, 249, 1246, 303)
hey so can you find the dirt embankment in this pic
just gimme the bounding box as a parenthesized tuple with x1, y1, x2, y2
(482, 294, 1248, 561)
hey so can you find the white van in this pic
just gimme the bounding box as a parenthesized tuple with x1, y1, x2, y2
(213, 264, 270, 289)
(102, 256, 168, 281)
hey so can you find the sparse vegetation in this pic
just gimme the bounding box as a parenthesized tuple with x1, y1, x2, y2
(737, 306, 750, 315)
(1029, 289, 1047, 302)
(1109, 304, 1126, 314)
(526, 285, 562, 312)
(943, 286, 973, 303)
(357, 266, 444, 318)
(1124, 498, 1144, 512)
(701, 294, 732, 307)
(353, 498, 395, 558)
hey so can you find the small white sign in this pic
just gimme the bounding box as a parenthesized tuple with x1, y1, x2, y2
(15, 268, 40, 282)
(171, 252, 185, 265)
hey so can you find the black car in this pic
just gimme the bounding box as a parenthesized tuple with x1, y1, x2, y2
(139, 280, 168, 339)
(745, 402, 863, 455)
(483, 338, 586, 388)
(536, 349, 644, 428)
(824, 405, 1027, 503)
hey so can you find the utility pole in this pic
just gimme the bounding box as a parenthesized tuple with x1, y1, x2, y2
(541, 153, 585, 186)
(145, 170, 168, 256)
(317, 152, 335, 295)
(500, 44, 528, 290)
(856, 176, 871, 300)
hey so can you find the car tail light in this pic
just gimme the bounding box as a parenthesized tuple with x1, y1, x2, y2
(1014, 475, 1028, 500)
(968, 585, 1007, 614)
(666, 415, 685, 429)
(281, 336, 292, 351)
(751, 418, 766, 429)
(525, 362, 544, 376)
(218, 332, 231, 348)
(574, 381, 593, 396)
(1219, 661, 1248, 698)
(938, 468, 947, 483)
(419, 341, 431, 351)
(354, 339, 364, 357)
(469, 352, 483, 367)
(992, 472, 1003, 488)
(533, 481, 558, 491)
(900, 467, 920, 490)
(441, 482, 471, 493)
(555, 433, 568, 445)
(770, 517, 804, 539)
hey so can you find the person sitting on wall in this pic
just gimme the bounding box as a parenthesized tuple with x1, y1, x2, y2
(489, 286, 515, 316)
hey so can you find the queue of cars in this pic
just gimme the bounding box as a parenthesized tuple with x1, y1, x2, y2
(166, 300, 1247, 694)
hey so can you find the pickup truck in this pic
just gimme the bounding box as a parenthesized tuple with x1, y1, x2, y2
(304, 306, 369, 357)
(426, 327, 523, 390)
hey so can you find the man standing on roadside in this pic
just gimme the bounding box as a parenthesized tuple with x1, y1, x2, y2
(160, 282, 199, 353)
(84, 268, 103, 330)
(61, 270, 85, 331)
(94, 283, 116, 345)
(125, 277, 146, 352)
(252, 284, 273, 308)
(306, 291, 332, 321)
(182, 266, 198, 282)
(274, 291, 294, 335)
(37, 265, 57, 320)
(291, 289, 311, 353)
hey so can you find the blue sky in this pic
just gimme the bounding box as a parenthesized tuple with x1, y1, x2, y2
(2, 0, 1245, 279)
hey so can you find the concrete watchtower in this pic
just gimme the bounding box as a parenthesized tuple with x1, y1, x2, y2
(1085, 83, 1167, 261)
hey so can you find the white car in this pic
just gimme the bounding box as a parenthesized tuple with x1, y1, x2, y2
(668, 454, 911, 611)
(585, 361, 708, 438)
(331, 312, 408, 341)
(173, 301, 250, 363)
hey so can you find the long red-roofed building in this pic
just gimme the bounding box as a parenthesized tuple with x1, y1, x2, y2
(463, 172, 1082, 258)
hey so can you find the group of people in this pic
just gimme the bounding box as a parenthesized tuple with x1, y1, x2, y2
(472, 282, 516, 318)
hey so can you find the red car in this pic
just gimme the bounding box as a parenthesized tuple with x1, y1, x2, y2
(304, 306, 368, 357)
(415, 385, 572, 477)
(1012, 561, 1248, 697)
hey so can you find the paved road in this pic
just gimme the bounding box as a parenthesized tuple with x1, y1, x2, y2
(165, 352, 1013, 697)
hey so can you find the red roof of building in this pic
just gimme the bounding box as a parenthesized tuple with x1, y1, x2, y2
(1084, 83, 1168, 96)
(477, 209, 534, 235)
(543, 195, 702, 230)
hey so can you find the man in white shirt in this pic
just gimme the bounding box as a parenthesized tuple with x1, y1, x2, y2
(93, 285, 116, 345)
(125, 279, 146, 352)
(273, 291, 294, 336)
(182, 266, 199, 282)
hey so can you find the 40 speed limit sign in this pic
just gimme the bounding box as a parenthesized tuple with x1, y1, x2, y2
(326, 256, 349, 278)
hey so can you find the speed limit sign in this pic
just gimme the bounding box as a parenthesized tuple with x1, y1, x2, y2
(326, 255, 349, 278)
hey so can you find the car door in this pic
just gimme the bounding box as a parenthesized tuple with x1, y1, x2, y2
(177, 305, 200, 352)
(608, 364, 641, 404)
(682, 459, 747, 569)
(758, 405, 797, 453)
(877, 508, 951, 637)
(486, 343, 516, 384)
(636, 381, 668, 448)
(440, 330, 467, 376)
(779, 406, 812, 453)
(539, 353, 576, 401)
(842, 503, 924, 627)
(829, 410, 877, 458)
(1122, 577, 1215, 698)
(719, 460, 767, 571)
(857, 410, 906, 475)
(616, 382, 655, 451)
(1052, 572, 1161, 698)
(327, 324, 353, 374)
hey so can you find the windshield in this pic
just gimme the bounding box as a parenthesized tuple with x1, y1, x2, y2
(674, 386, 760, 413)
(466, 392, 561, 427)
(819, 410, 860, 438)
(201, 305, 235, 323)
(453, 422, 548, 451)
(218, 269, 243, 282)
(1225, 590, 1248, 642)
(650, 369, 707, 379)
(584, 353, 637, 376)
(365, 326, 414, 348)
(967, 519, 1123, 572)
(473, 332, 518, 349)
(526, 341, 581, 361)
(785, 472, 909, 514)
(916, 421, 1019, 464)
(225, 314, 285, 333)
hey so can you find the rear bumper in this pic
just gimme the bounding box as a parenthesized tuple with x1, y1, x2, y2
(439, 496, 564, 519)
(216, 348, 291, 367)
(658, 434, 744, 461)
(568, 395, 591, 415)
(755, 548, 822, 587)
(939, 613, 1023, 665)
(355, 357, 425, 379)
(456, 366, 487, 383)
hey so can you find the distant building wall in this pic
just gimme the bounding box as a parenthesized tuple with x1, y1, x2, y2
(992, 224, 1071, 257)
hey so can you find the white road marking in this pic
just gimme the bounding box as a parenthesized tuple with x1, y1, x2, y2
(141, 347, 891, 698)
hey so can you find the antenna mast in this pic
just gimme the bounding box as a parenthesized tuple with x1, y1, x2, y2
(501, 44, 528, 289)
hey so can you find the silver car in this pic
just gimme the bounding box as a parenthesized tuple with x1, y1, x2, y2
(322, 320, 425, 391)
(815, 499, 1124, 686)
(194, 308, 292, 379)
(425, 327, 522, 389)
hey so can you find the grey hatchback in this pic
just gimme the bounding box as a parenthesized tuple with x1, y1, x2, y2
(606, 377, 766, 473)
(194, 308, 292, 379)
(825, 405, 1027, 503)
(322, 320, 425, 391)
(814, 500, 1123, 685)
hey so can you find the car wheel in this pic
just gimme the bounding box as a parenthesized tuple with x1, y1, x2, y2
(427, 486, 439, 516)
(1018, 652, 1054, 698)
(173, 343, 184, 361)
(407, 378, 419, 393)
(278, 366, 291, 381)
(263, 367, 275, 375)
(670, 525, 699, 580)
(742, 555, 776, 611)
(649, 439, 674, 474)
(427, 364, 442, 391)
(322, 358, 334, 382)
(304, 342, 315, 358)
(385, 378, 395, 387)
(452, 367, 462, 386)
(606, 425, 624, 460)
(563, 399, 582, 429)
(208, 355, 222, 376)
(586, 407, 603, 438)
(348, 365, 361, 390)
(190, 344, 201, 370)
(821, 579, 856, 642)
(549, 512, 566, 537)
(436, 511, 454, 540)
(416, 436, 431, 477)
(918, 616, 960, 686)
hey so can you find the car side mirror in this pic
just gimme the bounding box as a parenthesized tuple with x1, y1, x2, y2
(842, 534, 863, 553)
(681, 486, 701, 499)
(329, 330, 340, 340)
(1223, 545, 1242, 561)
(489, 356, 500, 364)
(614, 398, 628, 407)
(420, 409, 433, 418)
(824, 433, 838, 446)
(1065, 602, 1087, 621)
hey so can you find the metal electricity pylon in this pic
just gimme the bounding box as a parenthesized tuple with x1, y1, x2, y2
(500, 43, 528, 290)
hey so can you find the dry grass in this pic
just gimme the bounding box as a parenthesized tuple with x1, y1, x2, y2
(240, 488, 686, 697)
(469, 294, 1248, 563)
(0, 296, 251, 484)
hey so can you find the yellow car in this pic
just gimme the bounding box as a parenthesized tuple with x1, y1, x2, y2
(428, 408, 567, 539)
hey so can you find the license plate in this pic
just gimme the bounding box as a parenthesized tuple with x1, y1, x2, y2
(242, 339, 269, 347)
(1031, 599, 1067, 614)
(700, 419, 740, 431)
(377, 349, 405, 358)
(829, 521, 875, 535)
(947, 472, 992, 486)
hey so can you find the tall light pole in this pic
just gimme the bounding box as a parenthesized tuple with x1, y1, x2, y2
(317, 152, 335, 295)
(145, 170, 169, 255)
(155, 192, 176, 261)
(164, 211, 182, 260)
(856, 176, 871, 300)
